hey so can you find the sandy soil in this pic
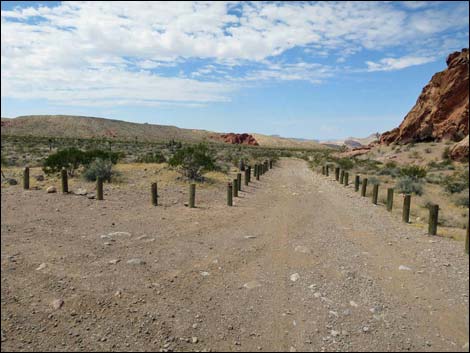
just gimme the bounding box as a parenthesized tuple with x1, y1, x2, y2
(1, 158, 468, 352)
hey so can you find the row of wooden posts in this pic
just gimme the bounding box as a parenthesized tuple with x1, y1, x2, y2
(320, 164, 469, 254)
(22, 160, 274, 209)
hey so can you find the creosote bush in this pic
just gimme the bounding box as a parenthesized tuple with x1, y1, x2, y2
(83, 158, 116, 182)
(43, 147, 121, 176)
(396, 176, 424, 195)
(137, 151, 166, 163)
(168, 143, 216, 181)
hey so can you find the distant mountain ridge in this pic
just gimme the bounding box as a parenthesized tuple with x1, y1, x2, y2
(1, 115, 325, 149)
(320, 133, 380, 148)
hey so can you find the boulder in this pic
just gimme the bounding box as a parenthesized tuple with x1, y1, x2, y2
(450, 135, 469, 162)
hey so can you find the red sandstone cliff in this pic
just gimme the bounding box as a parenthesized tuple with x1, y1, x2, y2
(217, 133, 259, 146)
(380, 49, 469, 145)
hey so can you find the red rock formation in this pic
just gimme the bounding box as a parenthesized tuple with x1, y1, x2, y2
(450, 135, 469, 162)
(380, 48, 469, 145)
(218, 133, 259, 146)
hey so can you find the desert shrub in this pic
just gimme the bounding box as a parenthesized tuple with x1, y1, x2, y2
(442, 146, 451, 160)
(368, 176, 381, 185)
(442, 170, 469, 194)
(83, 158, 116, 182)
(399, 165, 427, 179)
(168, 143, 216, 180)
(137, 151, 167, 163)
(395, 176, 424, 195)
(453, 194, 470, 207)
(425, 173, 443, 184)
(379, 161, 400, 177)
(409, 151, 421, 159)
(84, 149, 121, 164)
(424, 147, 432, 154)
(336, 158, 354, 170)
(43, 147, 86, 176)
(43, 148, 121, 176)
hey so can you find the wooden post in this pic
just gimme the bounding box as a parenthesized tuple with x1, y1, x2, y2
(402, 194, 411, 223)
(372, 184, 379, 205)
(237, 173, 242, 191)
(97, 177, 103, 200)
(465, 219, 469, 255)
(428, 204, 439, 235)
(269, 160, 273, 169)
(335, 167, 340, 181)
(344, 172, 349, 186)
(151, 182, 158, 206)
(386, 188, 394, 211)
(233, 179, 238, 197)
(23, 166, 30, 190)
(254, 164, 258, 178)
(354, 175, 360, 192)
(361, 178, 368, 197)
(227, 182, 233, 206)
(322, 166, 325, 175)
(244, 169, 249, 186)
(325, 165, 329, 176)
(340, 170, 344, 184)
(239, 160, 245, 171)
(247, 166, 251, 183)
(189, 183, 196, 208)
(61, 168, 68, 194)
(256, 165, 260, 180)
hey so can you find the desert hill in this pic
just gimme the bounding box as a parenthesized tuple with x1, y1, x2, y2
(1, 115, 325, 149)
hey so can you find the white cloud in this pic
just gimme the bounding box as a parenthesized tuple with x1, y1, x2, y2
(366, 55, 437, 72)
(1, 1, 468, 106)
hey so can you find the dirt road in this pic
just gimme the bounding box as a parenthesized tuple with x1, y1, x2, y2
(1, 158, 468, 351)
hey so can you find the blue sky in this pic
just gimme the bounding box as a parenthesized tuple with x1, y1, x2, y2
(1, 1, 469, 140)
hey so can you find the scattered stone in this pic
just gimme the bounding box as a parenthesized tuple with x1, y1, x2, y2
(398, 265, 412, 271)
(87, 194, 96, 199)
(4, 178, 18, 185)
(243, 281, 261, 290)
(331, 330, 340, 337)
(36, 263, 47, 271)
(127, 258, 146, 265)
(191, 337, 198, 344)
(349, 301, 359, 307)
(294, 246, 310, 254)
(34, 175, 45, 181)
(362, 326, 370, 333)
(108, 231, 131, 237)
(109, 259, 120, 265)
(46, 186, 57, 193)
(74, 188, 87, 196)
(51, 299, 64, 310)
(200, 271, 210, 277)
(290, 273, 300, 282)
(244, 236, 257, 239)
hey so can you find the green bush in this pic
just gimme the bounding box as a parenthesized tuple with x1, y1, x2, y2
(336, 158, 354, 170)
(43, 147, 86, 176)
(368, 176, 381, 185)
(442, 146, 451, 160)
(83, 158, 116, 182)
(399, 165, 427, 179)
(137, 151, 166, 163)
(43, 148, 121, 176)
(442, 170, 469, 194)
(453, 194, 469, 207)
(396, 176, 424, 195)
(168, 143, 216, 180)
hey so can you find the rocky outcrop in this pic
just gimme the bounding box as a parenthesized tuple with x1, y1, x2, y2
(218, 133, 259, 146)
(380, 49, 469, 145)
(450, 135, 469, 162)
